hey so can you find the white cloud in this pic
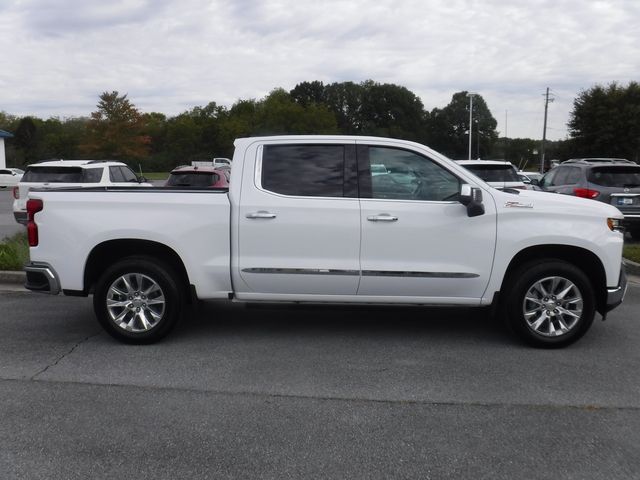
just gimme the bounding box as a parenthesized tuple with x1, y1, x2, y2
(1, 0, 638, 140)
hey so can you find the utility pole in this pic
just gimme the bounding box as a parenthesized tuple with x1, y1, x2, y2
(468, 92, 476, 160)
(505, 110, 508, 138)
(540, 87, 554, 173)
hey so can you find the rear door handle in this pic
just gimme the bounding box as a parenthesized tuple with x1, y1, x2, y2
(367, 214, 398, 222)
(246, 211, 277, 219)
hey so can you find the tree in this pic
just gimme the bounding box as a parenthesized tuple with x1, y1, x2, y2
(568, 82, 640, 161)
(13, 117, 39, 163)
(253, 89, 337, 135)
(290, 81, 326, 106)
(427, 92, 498, 159)
(290, 80, 428, 140)
(81, 91, 150, 159)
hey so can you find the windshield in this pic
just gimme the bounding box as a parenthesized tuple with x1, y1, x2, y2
(587, 166, 640, 187)
(464, 164, 519, 182)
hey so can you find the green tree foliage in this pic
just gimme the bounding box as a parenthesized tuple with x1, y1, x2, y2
(568, 82, 640, 161)
(428, 91, 498, 159)
(291, 80, 428, 140)
(13, 117, 39, 163)
(253, 88, 337, 135)
(81, 91, 150, 160)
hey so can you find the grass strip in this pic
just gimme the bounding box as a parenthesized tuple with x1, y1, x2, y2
(0, 233, 29, 271)
(624, 244, 640, 264)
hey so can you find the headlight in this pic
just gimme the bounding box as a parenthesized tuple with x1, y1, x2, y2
(607, 218, 624, 233)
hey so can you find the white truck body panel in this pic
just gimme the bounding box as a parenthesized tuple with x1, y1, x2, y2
(28, 135, 624, 309)
(29, 190, 232, 299)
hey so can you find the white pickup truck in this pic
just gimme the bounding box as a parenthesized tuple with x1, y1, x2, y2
(24, 136, 628, 347)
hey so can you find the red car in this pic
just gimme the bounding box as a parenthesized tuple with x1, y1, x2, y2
(165, 166, 229, 188)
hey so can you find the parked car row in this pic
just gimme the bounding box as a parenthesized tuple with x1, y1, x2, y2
(10, 159, 232, 225)
(0, 168, 24, 188)
(11, 155, 640, 240)
(534, 158, 640, 239)
(455, 157, 640, 239)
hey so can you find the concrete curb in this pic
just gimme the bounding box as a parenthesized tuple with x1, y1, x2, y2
(0, 270, 25, 285)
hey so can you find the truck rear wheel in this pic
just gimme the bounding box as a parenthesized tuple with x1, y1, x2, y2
(93, 256, 182, 344)
(502, 260, 595, 348)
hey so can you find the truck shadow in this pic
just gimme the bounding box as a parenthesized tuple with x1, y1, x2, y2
(175, 301, 510, 346)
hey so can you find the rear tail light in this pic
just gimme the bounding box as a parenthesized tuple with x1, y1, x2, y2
(27, 199, 43, 247)
(12, 186, 19, 199)
(573, 188, 599, 199)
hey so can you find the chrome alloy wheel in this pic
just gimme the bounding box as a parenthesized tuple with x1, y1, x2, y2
(522, 276, 584, 337)
(105, 273, 166, 333)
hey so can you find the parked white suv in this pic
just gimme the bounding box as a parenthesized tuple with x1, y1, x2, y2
(13, 160, 150, 224)
(0, 168, 24, 188)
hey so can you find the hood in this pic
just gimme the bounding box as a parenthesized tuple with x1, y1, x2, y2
(489, 188, 623, 219)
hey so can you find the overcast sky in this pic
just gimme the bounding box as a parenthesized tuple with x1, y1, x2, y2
(1, 0, 638, 140)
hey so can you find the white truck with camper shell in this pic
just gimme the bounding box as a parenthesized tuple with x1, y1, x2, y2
(23, 136, 627, 347)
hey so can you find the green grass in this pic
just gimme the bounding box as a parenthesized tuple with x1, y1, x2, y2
(142, 172, 170, 180)
(624, 244, 640, 264)
(0, 233, 29, 271)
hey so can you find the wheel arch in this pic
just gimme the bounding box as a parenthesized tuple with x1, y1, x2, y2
(84, 239, 192, 301)
(500, 244, 607, 314)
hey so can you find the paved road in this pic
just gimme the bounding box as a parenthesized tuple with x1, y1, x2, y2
(1, 281, 639, 479)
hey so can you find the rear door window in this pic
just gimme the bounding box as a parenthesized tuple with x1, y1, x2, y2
(109, 166, 125, 182)
(22, 166, 84, 183)
(587, 166, 640, 187)
(261, 145, 345, 197)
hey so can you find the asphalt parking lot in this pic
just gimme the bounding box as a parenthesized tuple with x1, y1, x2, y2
(1, 279, 640, 479)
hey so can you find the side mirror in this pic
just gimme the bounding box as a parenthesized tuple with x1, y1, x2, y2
(459, 184, 485, 217)
(530, 178, 540, 186)
(137, 176, 148, 183)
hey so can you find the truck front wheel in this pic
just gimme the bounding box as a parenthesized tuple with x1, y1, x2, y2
(502, 260, 595, 348)
(93, 256, 182, 344)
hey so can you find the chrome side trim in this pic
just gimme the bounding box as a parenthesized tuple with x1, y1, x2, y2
(242, 268, 359, 276)
(362, 270, 479, 278)
(242, 268, 478, 279)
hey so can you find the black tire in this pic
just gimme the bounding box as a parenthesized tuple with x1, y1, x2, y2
(93, 256, 183, 344)
(501, 259, 595, 348)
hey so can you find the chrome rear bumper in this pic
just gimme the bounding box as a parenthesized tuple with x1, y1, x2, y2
(24, 262, 61, 295)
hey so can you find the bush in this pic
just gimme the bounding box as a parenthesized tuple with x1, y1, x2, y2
(0, 233, 29, 271)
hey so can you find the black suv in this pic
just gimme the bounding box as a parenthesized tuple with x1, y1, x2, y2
(538, 158, 640, 239)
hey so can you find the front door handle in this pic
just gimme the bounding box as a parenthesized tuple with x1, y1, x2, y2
(246, 211, 277, 219)
(367, 214, 398, 222)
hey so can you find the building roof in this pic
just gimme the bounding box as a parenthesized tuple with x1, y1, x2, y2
(0, 129, 14, 138)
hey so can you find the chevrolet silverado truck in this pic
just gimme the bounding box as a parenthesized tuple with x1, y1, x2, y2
(23, 136, 628, 347)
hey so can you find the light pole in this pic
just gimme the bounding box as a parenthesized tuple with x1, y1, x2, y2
(467, 92, 477, 160)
